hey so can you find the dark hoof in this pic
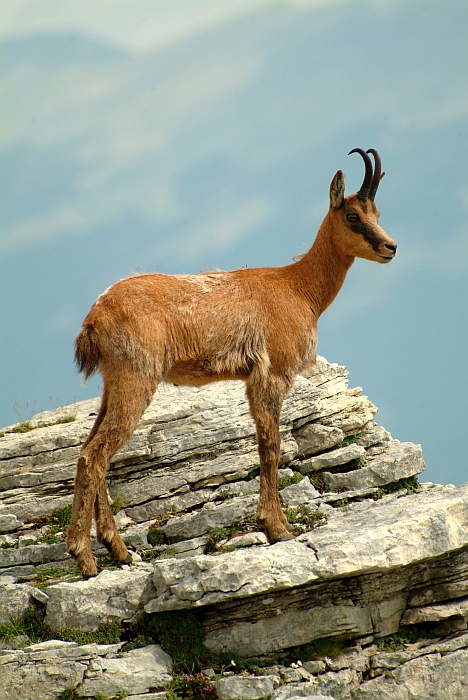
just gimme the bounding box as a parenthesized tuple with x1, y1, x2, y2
(106, 551, 134, 565)
(74, 553, 98, 579)
(82, 570, 99, 580)
(278, 531, 295, 542)
(100, 535, 131, 564)
(270, 531, 295, 544)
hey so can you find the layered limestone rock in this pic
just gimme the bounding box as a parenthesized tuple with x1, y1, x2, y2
(0, 357, 382, 525)
(2, 356, 467, 699)
(0, 640, 172, 700)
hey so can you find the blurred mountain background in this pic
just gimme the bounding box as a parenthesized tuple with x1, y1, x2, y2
(1, 0, 467, 484)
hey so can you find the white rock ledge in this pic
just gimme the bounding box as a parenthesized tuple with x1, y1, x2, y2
(45, 566, 156, 632)
(146, 483, 468, 613)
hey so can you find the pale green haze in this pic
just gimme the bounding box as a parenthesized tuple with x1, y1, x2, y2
(1, 0, 467, 484)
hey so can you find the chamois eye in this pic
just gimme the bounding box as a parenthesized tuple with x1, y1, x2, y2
(346, 212, 360, 223)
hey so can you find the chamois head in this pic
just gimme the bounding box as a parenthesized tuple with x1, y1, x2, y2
(328, 148, 397, 264)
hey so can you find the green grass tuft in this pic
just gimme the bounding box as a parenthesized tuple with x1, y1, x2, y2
(57, 690, 80, 700)
(278, 471, 304, 490)
(32, 565, 73, 585)
(110, 495, 126, 515)
(11, 421, 34, 433)
(31, 504, 73, 530)
(347, 456, 366, 470)
(147, 610, 208, 672)
(376, 625, 438, 652)
(147, 527, 167, 546)
(203, 522, 249, 554)
(204, 527, 231, 553)
(0, 605, 49, 643)
(53, 416, 76, 425)
(334, 433, 364, 449)
(245, 467, 260, 481)
(308, 472, 324, 492)
(334, 498, 349, 507)
(285, 505, 327, 534)
(0, 606, 122, 647)
(373, 475, 420, 500)
(27, 504, 74, 545)
(399, 475, 420, 494)
(56, 619, 123, 645)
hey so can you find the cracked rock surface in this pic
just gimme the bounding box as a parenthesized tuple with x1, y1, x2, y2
(2, 355, 467, 699)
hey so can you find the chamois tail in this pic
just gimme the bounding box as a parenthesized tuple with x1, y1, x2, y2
(74, 324, 101, 381)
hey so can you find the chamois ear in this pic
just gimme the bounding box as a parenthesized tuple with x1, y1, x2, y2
(380, 171, 386, 182)
(330, 170, 345, 209)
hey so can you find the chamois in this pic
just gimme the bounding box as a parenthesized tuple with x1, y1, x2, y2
(68, 148, 397, 577)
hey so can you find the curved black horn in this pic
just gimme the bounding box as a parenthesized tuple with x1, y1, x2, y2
(366, 148, 382, 201)
(348, 148, 373, 201)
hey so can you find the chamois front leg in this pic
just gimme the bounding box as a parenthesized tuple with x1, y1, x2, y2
(247, 372, 295, 544)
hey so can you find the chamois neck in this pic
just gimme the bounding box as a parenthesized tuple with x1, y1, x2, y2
(293, 212, 354, 318)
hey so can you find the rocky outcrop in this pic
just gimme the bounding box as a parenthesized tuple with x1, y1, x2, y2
(0, 640, 172, 700)
(1, 356, 467, 699)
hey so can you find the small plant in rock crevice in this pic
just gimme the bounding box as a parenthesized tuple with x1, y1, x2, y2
(110, 495, 126, 515)
(333, 433, 364, 449)
(285, 505, 327, 534)
(376, 624, 438, 651)
(334, 497, 349, 508)
(32, 565, 72, 585)
(11, 421, 34, 433)
(204, 526, 233, 553)
(30, 504, 73, 530)
(24, 504, 73, 546)
(373, 475, 420, 500)
(57, 690, 80, 700)
(53, 415, 77, 425)
(0, 605, 49, 643)
(308, 472, 324, 492)
(1, 401, 77, 438)
(245, 467, 260, 481)
(203, 521, 258, 554)
(141, 546, 176, 561)
(278, 471, 304, 490)
(147, 526, 168, 546)
(168, 673, 217, 700)
(284, 636, 347, 664)
(0, 606, 122, 647)
(56, 619, 123, 645)
(398, 475, 420, 494)
(145, 610, 208, 671)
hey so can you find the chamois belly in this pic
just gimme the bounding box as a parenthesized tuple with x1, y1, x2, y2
(166, 360, 250, 387)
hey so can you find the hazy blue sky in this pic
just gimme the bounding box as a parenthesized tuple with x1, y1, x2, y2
(1, 0, 467, 485)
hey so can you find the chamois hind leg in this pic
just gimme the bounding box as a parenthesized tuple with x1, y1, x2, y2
(94, 479, 129, 564)
(246, 369, 295, 544)
(84, 387, 130, 564)
(67, 371, 156, 577)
